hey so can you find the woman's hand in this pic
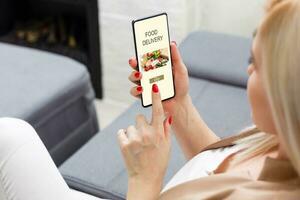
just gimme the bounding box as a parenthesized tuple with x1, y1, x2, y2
(118, 84, 172, 200)
(128, 42, 190, 116)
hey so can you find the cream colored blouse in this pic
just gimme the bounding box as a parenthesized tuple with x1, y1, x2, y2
(160, 132, 300, 200)
(162, 143, 247, 193)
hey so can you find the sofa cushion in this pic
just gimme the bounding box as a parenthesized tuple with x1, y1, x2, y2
(60, 77, 252, 200)
(0, 42, 99, 165)
(179, 31, 252, 88)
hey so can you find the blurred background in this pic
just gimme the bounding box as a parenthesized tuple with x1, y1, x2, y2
(0, 0, 265, 128)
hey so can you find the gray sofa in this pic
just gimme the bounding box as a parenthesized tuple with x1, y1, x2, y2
(0, 43, 99, 166)
(59, 31, 253, 199)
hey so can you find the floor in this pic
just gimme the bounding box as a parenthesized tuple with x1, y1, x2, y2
(94, 98, 133, 130)
(95, 0, 264, 130)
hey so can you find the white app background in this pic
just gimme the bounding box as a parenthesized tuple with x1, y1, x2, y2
(134, 14, 174, 106)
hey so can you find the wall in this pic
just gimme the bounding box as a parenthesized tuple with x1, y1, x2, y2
(186, 0, 265, 37)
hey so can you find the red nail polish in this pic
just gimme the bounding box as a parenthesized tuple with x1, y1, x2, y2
(134, 72, 140, 78)
(137, 86, 143, 92)
(168, 116, 173, 125)
(172, 41, 177, 46)
(152, 84, 159, 93)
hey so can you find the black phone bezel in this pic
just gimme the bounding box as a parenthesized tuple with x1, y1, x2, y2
(132, 12, 176, 108)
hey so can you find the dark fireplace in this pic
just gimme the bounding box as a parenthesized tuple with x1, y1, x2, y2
(0, 0, 103, 98)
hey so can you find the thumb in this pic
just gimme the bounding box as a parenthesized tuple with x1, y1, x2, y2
(163, 115, 172, 139)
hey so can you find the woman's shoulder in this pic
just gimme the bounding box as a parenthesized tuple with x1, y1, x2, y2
(200, 127, 259, 153)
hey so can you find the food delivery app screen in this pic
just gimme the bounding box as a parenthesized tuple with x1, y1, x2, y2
(133, 13, 175, 107)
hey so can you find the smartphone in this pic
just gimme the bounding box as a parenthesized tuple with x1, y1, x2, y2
(132, 13, 175, 107)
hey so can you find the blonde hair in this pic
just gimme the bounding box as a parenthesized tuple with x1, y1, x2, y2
(233, 0, 300, 176)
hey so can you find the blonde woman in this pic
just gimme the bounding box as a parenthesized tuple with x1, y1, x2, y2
(121, 0, 300, 199)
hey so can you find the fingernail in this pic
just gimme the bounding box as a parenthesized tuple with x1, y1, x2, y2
(168, 116, 172, 125)
(137, 86, 143, 92)
(152, 84, 159, 93)
(172, 41, 177, 46)
(134, 72, 140, 78)
(129, 59, 132, 65)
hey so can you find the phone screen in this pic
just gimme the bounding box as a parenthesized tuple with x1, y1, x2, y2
(132, 13, 175, 107)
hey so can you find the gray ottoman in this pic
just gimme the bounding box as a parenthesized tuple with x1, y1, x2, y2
(0, 43, 99, 166)
(59, 31, 252, 199)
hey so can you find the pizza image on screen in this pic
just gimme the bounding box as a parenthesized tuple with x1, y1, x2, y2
(140, 48, 169, 72)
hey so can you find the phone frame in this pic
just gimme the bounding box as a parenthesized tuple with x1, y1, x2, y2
(132, 12, 176, 108)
